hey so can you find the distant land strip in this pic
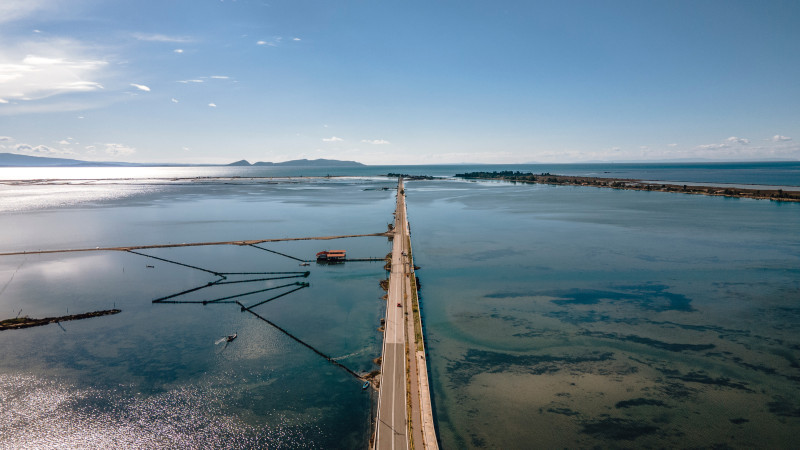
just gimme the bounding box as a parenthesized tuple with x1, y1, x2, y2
(455, 171, 800, 202)
(0, 152, 364, 168)
(0, 232, 390, 256)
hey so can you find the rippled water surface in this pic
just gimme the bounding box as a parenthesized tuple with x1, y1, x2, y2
(0, 176, 395, 449)
(2, 167, 799, 449)
(408, 179, 800, 449)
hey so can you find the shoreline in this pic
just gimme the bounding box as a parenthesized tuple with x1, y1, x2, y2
(456, 171, 800, 202)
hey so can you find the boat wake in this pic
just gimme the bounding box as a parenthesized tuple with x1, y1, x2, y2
(331, 348, 367, 361)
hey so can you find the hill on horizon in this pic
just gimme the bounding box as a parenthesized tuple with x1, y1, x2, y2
(0, 153, 364, 168)
(244, 158, 365, 167)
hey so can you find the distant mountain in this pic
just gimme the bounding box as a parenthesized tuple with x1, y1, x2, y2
(0, 152, 161, 167)
(0, 152, 105, 167)
(253, 158, 365, 167)
(0, 153, 365, 168)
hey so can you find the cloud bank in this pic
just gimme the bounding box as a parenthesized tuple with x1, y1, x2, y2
(0, 40, 107, 102)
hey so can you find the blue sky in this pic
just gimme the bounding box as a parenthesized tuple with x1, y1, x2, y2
(1, 0, 798, 164)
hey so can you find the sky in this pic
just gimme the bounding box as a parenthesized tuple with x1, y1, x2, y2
(1, 0, 799, 164)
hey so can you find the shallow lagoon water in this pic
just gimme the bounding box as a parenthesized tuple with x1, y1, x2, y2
(408, 179, 800, 448)
(0, 176, 395, 448)
(2, 167, 800, 448)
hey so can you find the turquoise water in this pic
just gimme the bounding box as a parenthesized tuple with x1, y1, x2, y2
(1, 165, 799, 448)
(407, 179, 800, 448)
(0, 176, 395, 448)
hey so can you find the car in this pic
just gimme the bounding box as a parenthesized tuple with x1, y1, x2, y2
(397, 303, 402, 307)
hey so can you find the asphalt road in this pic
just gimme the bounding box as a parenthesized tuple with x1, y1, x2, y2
(375, 178, 409, 450)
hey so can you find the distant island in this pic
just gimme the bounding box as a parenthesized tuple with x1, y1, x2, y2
(455, 171, 800, 202)
(229, 158, 365, 167)
(0, 153, 364, 168)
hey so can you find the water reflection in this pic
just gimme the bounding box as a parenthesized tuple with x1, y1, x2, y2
(0, 178, 394, 448)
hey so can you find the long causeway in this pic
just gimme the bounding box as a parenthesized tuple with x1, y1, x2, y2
(374, 178, 438, 450)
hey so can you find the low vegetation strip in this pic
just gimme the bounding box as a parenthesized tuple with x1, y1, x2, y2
(1, 309, 121, 330)
(407, 236, 424, 352)
(455, 171, 800, 202)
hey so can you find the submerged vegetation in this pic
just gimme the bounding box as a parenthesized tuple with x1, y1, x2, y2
(0, 309, 121, 330)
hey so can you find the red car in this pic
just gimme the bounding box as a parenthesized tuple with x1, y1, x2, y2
(397, 303, 402, 307)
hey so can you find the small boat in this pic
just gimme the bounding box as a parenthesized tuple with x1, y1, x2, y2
(216, 333, 238, 345)
(299, 262, 310, 266)
(362, 381, 370, 390)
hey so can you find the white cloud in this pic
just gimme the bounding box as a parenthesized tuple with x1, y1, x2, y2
(361, 139, 390, 145)
(133, 33, 193, 43)
(208, 102, 217, 107)
(171, 98, 179, 103)
(14, 143, 73, 156)
(687, 135, 800, 161)
(0, 39, 107, 102)
(0, 136, 12, 142)
(697, 136, 751, 150)
(417, 151, 517, 165)
(174, 49, 184, 54)
(697, 143, 725, 150)
(322, 136, 343, 142)
(104, 143, 135, 157)
(668, 143, 678, 147)
(293, 37, 301, 41)
(130, 83, 150, 92)
(725, 136, 750, 145)
(0, 98, 8, 103)
(176, 76, 228, 85)
(772, 134, 792, 142)
(257, 37, 283, 47)
(58, 139, 70, 145)
(0, 1, 51, 24)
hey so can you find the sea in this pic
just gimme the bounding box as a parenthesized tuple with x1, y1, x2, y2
(1, 162, 798, 449)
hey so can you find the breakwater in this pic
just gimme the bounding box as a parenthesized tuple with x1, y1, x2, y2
(456, 171, 800, 201)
